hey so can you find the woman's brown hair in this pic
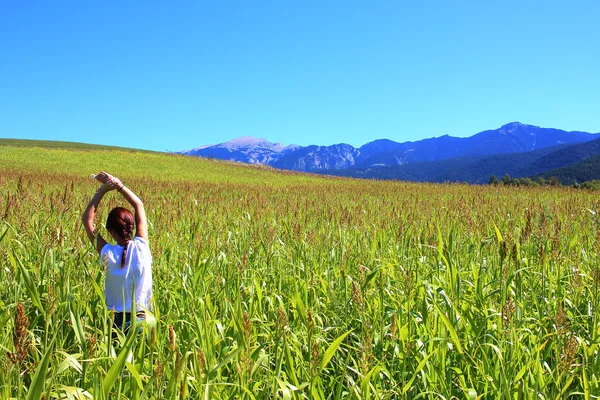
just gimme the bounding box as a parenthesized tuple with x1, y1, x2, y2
(106, 207, 134, 267)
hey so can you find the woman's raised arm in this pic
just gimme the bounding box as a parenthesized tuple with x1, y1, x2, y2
(117, 185, 147, 240)
(94, 171, 148, 240)
(82, 183, 111, 254)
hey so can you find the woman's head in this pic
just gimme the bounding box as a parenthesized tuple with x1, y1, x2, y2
(106, 207, 134, 242)
(106, 207, 134, 268)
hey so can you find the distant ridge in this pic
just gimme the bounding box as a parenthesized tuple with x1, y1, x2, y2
(321, 137, 600, 184)
(179, 123, 599, 181)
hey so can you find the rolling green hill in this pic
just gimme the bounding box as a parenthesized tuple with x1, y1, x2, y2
(0, 138, 149, 152)
(0, 138, 342, 187)
(6, 138, 599, 188)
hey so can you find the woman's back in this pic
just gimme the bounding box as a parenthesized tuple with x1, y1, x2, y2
(101, 236, 153, 312)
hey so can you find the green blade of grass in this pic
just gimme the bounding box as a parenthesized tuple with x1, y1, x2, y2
(434, 301, 464, 354)
(318, 330, 352, 373)
(69, 307, 86, 348)
(102, 330, 137, 395)
(361, 365, 380, 398)
(11, 252, 45, 317)
(26, 334, 56, 400)
(0, 224, 9, 245)
(207, 346, 243, 380)
(402, 349, 438, 395)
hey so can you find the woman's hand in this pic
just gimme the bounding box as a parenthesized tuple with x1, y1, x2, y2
(94, 171, 114, 184)
(94, 171, 123, 191)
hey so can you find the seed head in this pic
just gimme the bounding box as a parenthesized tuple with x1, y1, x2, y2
(154, 360, 164, 389)
(86, 333, 97, 357)
(276, 307, 288, 338)
(197, 348, 206, 375)
(311, 340, 320, 373)
(360, 335, 374, 372)
(46, 285, 56, 318)
(9, 302, 30, 365)
(169, 325, 176, 353)
(150, 328, 157, 349)
(174, 350, 182, 376)
(179, 376, 186, 399)
(560, 335, 579, 371)
(521, 208, 533, 243)
(243, 312, 251, 341)
(307, 310, 314, 334)
(571, 266, 581, 290)
(502, 297, 516, 333)
(351, 281, 364, 308)
(388, 314, 397, 339)
(358, 265, 367, 283)
(555, 306, 569, 335)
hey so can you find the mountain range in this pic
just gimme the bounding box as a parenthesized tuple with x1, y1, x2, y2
(179, 122, 600, 184)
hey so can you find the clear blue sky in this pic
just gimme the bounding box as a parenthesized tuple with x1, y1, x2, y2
(1, 1, 599, 151)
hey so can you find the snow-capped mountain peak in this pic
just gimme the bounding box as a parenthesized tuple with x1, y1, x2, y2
(217, 136, 299, 153)
(179, 136, 300, 164)
(222, 136, 271, 149)
(498, 122, 540, 135)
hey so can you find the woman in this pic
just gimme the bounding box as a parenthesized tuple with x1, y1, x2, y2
(82, 171, 153, 331)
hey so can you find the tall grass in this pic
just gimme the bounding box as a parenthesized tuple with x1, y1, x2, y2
(1, 145, 600, 398)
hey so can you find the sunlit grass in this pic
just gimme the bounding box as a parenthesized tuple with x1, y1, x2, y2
(1, 143, 600, 398)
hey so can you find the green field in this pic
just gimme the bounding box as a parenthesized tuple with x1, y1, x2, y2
(1, 140, 600, 399)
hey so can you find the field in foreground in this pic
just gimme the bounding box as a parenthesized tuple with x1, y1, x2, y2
(1, 141, 600, 399)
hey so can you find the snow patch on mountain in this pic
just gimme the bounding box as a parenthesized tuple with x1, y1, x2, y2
(179, 136, 300, 165)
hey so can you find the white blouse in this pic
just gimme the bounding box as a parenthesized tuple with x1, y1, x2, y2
(100, 236, 153, 312)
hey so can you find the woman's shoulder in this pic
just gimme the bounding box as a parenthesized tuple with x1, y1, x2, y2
(132, 236, 151, 253)
(100, 242, 122, 266)
(100, 242, 117, 255)
(133, 236, 149, 245)
(132, 235, 152, 262)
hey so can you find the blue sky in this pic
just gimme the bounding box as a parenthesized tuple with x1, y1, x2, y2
(1, 1, 599, 151)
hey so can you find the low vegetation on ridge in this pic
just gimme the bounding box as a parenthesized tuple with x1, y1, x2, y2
(1, 141, 600, 398)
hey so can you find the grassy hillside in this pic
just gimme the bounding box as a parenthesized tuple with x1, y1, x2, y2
(2, 141, 600, 398)
(0, 139, 345, 187)
(0, 138, 147, 151)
